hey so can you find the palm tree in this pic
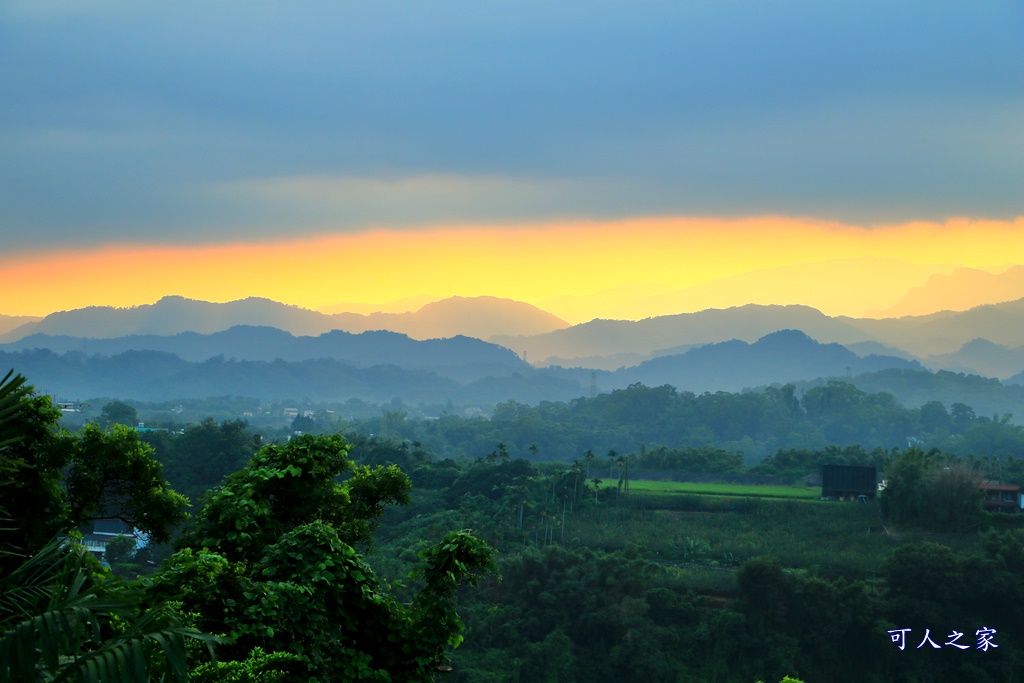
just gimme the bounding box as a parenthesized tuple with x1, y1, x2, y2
(0, 370, 220, 682)
(570, 460, 582, 509)
(0, 538, 219, 682)
(0, 369, 31, 530)
(583, 450, 595, 479)
(0, 369, 29, 454)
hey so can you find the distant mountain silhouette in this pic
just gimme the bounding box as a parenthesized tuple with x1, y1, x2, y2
(924, 339, 1024, 381)
(0, 295, 569, 343)
(0, 327, 531, 384)
(6, 296, 1024, 401)
(0, 315, 43, 338)
(5, 297, 329, 339)
(494, 304, 873, 369)
(613, 330, 923, 393)
(328, 296, 570, 340)
(0, 330, 918, 405)
(538, 257, 959, 322)
(866, 265, 1024, 317)
(0, 347, 583, 406)
(845, 298, 1024, 356)
(317, 294, 440, 315)
(495, 299, 1024, 369)
(13, 295, 1024, 371)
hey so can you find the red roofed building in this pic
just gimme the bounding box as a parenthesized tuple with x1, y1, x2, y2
(979, 483, 1022, 513)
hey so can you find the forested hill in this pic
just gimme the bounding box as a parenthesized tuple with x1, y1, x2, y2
(0, 294, 569, 342)
(614, 329, 923, 391)
(493, 298, 1024, 371)
(2, 327, 932, 405)
(359, 380, 1024, 463)
(2, 327, 531, 381)
(8, 296, 1024, 380)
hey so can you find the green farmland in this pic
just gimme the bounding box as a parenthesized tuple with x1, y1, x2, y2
(626, 478, 822, 500)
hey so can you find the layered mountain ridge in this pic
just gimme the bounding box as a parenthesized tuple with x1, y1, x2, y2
(2, 294, 1023, 409)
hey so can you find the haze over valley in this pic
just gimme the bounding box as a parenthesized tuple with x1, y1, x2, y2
(5, 3, 1024, 681)
(4, 289, 1024, 425)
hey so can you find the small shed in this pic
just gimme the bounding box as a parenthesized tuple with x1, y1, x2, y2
(821, 465, 878, 501)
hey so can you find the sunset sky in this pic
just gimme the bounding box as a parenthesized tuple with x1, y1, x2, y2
(2, 1, 1023, 321)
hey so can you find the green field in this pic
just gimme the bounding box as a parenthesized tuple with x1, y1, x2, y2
(626, 479, 821, 500)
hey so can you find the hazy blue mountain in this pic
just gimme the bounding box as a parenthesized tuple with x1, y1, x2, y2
(497, 299, 1024, 369)
(0, 295, 568, 343)
(795, 368, 1024, 421)
(10, 296, 1024, 375)
(613, 330, 923, 393)
(4, 331, 1010, 413)
(842, 298, 1024, 356)
(0, 326, 531, 384)
(5, 295, 1023, 409)
(924, 339, 1024, 380)
(496, 305, 879, 369)
(7, 296, 331, 339)
(0, 347, 584, 406)
(332, 295, 570, 340)
(0, 314, 42, 338)
(865, 265, 1024, 318)
(844, 341, 917, 361)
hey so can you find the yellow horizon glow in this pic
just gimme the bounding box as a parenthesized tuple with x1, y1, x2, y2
(2, 214, 1022, 321)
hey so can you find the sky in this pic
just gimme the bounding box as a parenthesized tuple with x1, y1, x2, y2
(2, 1, 1023, 321)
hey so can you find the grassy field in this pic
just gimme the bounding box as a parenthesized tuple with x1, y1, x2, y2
(570, 496, 896, 580)
(626, 479, 821, 500)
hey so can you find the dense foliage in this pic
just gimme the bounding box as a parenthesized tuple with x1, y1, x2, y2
(347, 381, 1024, 464)
(8, 364, 1024, 681)
(0, 371, 214, 682)
(0, 372, 495, 682)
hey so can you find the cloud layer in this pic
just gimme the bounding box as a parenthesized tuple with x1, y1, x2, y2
(2, 0, 1023, 252)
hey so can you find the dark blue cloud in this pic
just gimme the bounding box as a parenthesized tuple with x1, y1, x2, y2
(2, 0, 1023, 248)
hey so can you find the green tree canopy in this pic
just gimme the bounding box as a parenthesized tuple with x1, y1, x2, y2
(0, 378, 187, 573)
(0, 370, 215, 682)
(151, 433, 495, 681)
(100, 399, 138, 429)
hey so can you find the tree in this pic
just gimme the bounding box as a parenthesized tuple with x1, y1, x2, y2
(104, 533, 137, 565)
(100, 399, 138, 429)
(0, 538, 218, 683)
(737, 556, 790, 629)
(924, 462, 983, 531)
(0, 379, 187, 574)
(950, 402, 977, 434)
(0, 370, 216, 682)
(290, 413, 315, 434)
(151, 433, 495, 681)
(918, 400, 952, 435)
(143, 417, 261, 506)
(61, 424, 189, 542)
(879, 447, 934, 527)
(583, 449, 595, 478)
(884, 541, 967, 625)
(0, 369, 31, 511)
(880, 448, 982, 531)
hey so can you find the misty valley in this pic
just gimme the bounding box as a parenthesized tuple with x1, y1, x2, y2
(4, 297, 1024, 682)
(7, 2, 1024, 680)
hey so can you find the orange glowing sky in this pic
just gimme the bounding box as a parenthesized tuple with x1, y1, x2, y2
(3, 215, 1021, 322)
(5, 3, 1023, 326)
